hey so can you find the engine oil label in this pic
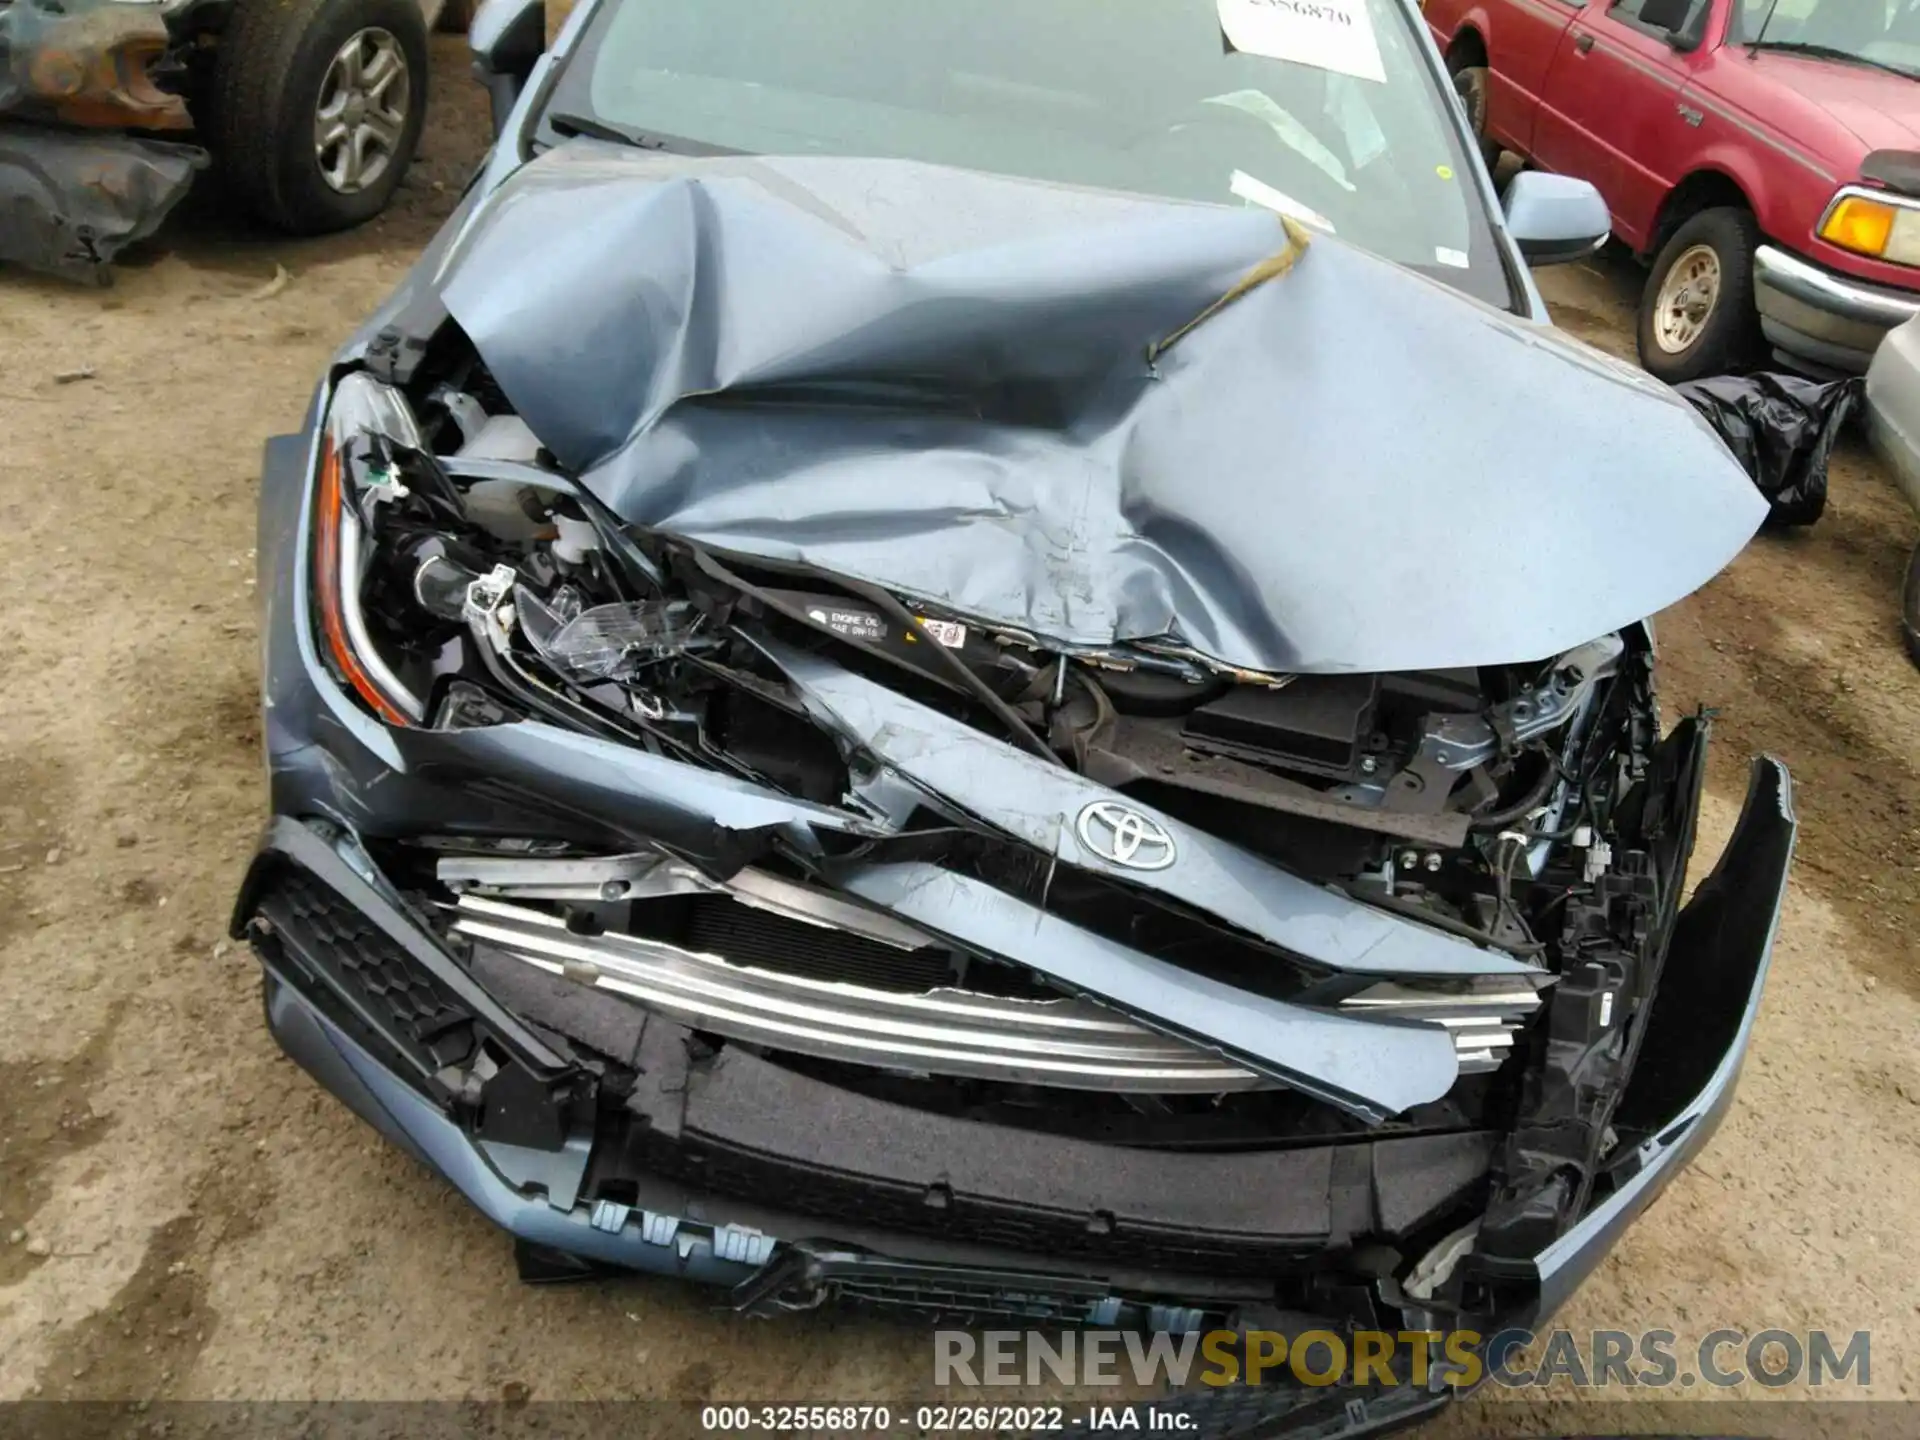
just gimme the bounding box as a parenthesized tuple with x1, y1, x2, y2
(806, 606, 888, 643)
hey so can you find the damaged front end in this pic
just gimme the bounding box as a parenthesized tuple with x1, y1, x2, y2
(236, 154, 1794, 1433)
(239, 350, 1792, 1335)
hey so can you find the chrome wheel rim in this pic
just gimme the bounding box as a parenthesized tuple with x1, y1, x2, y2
(1653, 243, 1722, 355)
(313, 28, 409, 195)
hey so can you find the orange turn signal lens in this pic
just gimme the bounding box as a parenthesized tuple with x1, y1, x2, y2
(1820, 195, 1897, 257)
(313, 439, 412, 726)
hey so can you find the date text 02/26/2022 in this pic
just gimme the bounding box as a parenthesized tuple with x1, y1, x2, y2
(698, 1404, 1193, 1432)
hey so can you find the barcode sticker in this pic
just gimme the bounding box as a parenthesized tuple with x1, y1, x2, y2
(916, 617, 969, 648)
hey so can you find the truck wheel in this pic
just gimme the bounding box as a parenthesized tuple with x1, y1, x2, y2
(1446, 58, 1501, 171)
(210, 0, 429, 234)
(1636, 207, 1764, 383)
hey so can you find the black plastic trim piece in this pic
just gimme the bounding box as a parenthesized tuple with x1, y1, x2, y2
(633, 1047, 1492, 1261)
(233, 815, 571, 1073)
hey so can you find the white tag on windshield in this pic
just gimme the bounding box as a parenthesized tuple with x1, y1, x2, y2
(1217, 0, 1388, 85)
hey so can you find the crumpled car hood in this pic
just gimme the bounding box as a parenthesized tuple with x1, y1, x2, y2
(440, 142, 1765, 674)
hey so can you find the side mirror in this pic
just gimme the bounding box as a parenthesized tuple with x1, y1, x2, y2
(1503, 171, 1610, 266)
(1640, 0, 1706, 49)
(470, 0, 546, 135)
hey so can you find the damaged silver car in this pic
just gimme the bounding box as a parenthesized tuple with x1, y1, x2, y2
(233, 0, 1797, 1432)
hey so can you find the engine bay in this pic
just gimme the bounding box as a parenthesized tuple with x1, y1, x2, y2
(330, 351, 1667, 965)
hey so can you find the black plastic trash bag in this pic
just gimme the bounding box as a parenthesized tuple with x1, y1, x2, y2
(1675, 372, 1863, 528)
(0, 123, 206, 284)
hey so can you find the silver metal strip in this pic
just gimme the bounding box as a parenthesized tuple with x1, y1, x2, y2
(451, 893, 1533, 1094)
(449, 895, 1267, 1092)
(438, 854, 935, 950)
(1338, 980, 1539, 1071)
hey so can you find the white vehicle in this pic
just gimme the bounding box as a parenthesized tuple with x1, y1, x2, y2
(1863, 314, 1920, 663)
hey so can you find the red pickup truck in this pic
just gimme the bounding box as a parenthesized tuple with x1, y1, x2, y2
(1423, 0, 1920, 380)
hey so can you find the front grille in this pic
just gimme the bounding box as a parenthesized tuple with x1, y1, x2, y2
(830, 1275, 1111, 1326)
(632, 1131, 1311, 1273)
(255, 869, 475, 1070)
(682, 894, 954, 993)
(816, 1270, 1222, 1329)
(450, 894, 1261, 1093)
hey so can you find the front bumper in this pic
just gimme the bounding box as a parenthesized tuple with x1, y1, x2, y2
(232, 754, 1793, 1420)
(1519, 753, 1794, 1323)
(1754, 244, 1920, 375)
(235, 817, 1498, 1299)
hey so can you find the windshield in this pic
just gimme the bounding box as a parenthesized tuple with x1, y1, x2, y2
(1736, 0, 1920, 77)
(543, 0, 1513, 308)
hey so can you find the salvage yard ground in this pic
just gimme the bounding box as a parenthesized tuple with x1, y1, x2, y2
(2, 38, 1919, 1433)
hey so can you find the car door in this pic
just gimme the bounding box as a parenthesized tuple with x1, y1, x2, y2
(1480, 0, 1587, 157)
(1530, 0, 1715, 246)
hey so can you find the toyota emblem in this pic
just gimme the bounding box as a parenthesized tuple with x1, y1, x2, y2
(1075, 801, 1177, 871)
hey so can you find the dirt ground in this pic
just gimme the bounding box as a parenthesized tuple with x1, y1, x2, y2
(3, 39, 1919, 1432)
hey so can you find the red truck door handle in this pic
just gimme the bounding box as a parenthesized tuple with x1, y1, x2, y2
(1574, 31, 1596, 53)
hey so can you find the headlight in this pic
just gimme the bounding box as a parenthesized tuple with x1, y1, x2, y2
(1818, 188, 1920, 266)
(313, 372, 427, 725)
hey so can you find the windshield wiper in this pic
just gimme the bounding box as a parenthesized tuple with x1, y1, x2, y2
(1753, 41, 1920, 81)
(548, 111, 670, 148)
(546, 111, 742, 155)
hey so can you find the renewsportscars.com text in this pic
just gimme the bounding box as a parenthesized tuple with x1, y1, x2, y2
(933, 1326, 1871, 1390)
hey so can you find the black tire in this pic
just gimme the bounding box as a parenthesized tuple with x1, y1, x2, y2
(1636, 206, 1764, 383)
(1446, 58, 1502, 172)
(1902, 538, 1920, 669)
(210, 0, 429, 234)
